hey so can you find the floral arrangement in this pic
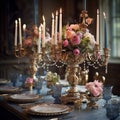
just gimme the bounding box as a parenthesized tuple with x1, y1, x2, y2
(85, 80, 103, 97)
(62, 17, 96, 56)
(23, 25, 51, 55)
(23, 25, 39, 54)
(45, 71, 60, 84)
(25, 77, 34, 87)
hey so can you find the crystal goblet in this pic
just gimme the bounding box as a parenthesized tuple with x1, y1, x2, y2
(103, 85, 113, 105)
(35, 77, 43, 94)
(51, 84, 62, 104)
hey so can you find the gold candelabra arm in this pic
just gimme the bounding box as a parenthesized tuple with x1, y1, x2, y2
(103, 48, 110, 66)
(86, 44, 110, 73)
(80, 10, 88, 27)
(14, 44, 25, 58)
(102, 48, 110, 73)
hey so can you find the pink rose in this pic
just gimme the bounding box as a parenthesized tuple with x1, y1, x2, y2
(91, 86, 100, 96)
(63, 39, 69, 47)
(66, 30, 76, 39)
(70, 24, 79, 31)
(94, 80, 103, 88)
(85, 80, 103, 97)
(25, 77, 33, 84)
(85, 82, 94, 90)
(73, 49, 80, 55)
(71, 35, 80, 45)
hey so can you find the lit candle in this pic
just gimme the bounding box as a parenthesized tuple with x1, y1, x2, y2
(42, 16, 46, 48)
(55, 11, 58, 45)
(103, 12, 107, 48)
(23, 24, 26, 39)
(51, 13, 55, 44)
(18, 18, 22, 46)
(14, 20, 18, 46)
(96, 9, 99, 45)
(38, 24, 42, 53)
(59, 8, 62, 43)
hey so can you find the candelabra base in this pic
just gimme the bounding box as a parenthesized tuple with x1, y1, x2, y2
(60, 93, 81, 104)
(60, 89, 81, 104)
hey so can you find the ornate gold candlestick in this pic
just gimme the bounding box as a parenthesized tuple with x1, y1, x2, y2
(14, 44, 25, 58)
(14, 40, 43, 81)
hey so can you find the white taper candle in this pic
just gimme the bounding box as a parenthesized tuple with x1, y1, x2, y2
(51, 13, 55, 44)
(38, 24, 42, 53)
(18, 18, 22, 46)
(14, 20, 18, 46)
(42, 16, 46, 48)
(59, 8, 62, 43)
(55, 11, 58, 45)
(96, 9, 99, 45)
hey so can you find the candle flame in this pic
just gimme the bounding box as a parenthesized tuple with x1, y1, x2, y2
(103, 12, 106, 19)
(52, 13, 54, 19)
(18, 18, 21, 22)
(43, 15, 45, 21)
(15, 20, 18, 24)
(60, 8, 62, 14)
(56, 11, 58, 16)
(23, 24, 26, 30)
(97, 9, 99, 15)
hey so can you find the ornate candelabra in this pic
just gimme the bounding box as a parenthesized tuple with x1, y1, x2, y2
(14, 10, 110, 104)
(14, 45, 41, 80)
(14, 24, 42, 80)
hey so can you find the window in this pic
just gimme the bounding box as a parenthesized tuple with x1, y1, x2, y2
(109, 0, 120, 58)
(100, 0, 120, 63)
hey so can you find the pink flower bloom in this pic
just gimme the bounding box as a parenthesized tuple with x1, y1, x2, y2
(71, 35, 80, 45)
(63, 39, 69, 47)
(23, 38, 33, 47)
(25, 77, 33, 84)
(85, 80, 103, 97)
(73, 49, 80, 55)
(86, 82, 94, 90)
(66, 30, 76, 39)
(94, 80, 103, 88)
(77, 32, 83, 38)
(70, 24, 79, 31)
(91, 86, 100, 96)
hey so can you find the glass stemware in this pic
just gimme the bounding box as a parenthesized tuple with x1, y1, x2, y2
(51, 84, 62, 104)
(106, 99, 120, 120)
(35, 77, 43, 94)
(9, 72, 19, 86)
(103, 85, 113, 105)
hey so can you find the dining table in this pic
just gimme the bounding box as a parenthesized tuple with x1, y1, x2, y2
(0, 79, 120, 120)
